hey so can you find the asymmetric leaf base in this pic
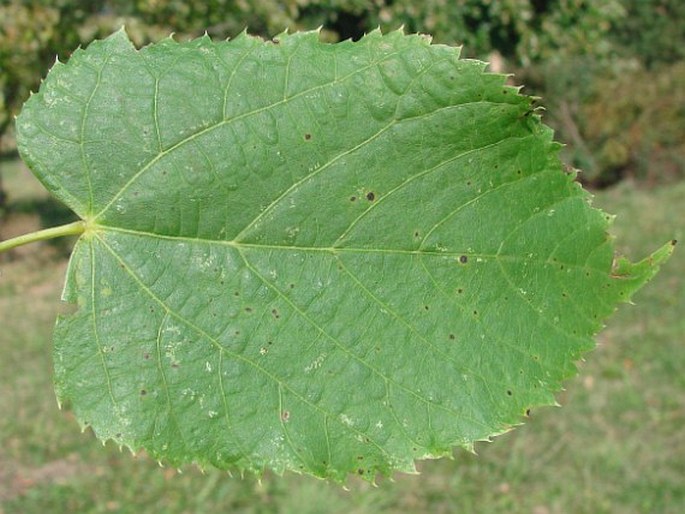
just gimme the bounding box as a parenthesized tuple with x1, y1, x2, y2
(10, 29, 673, 481)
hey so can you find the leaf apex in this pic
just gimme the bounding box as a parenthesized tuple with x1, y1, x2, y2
(612, 239, 675, 293)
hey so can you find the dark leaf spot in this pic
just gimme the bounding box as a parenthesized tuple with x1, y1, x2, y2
(525, 409, 531, 417)
(272, 309, 280, 319)
(245, 307, 253, 313)
(459, 255, 468, 264)
(140, 389, 147, 396)
(457, 288, 463, 294)
(424, 305, 429, 311)
(357, 468, 364, 475)
(350, 196, 357, 202)
(304, 133, 312, 140)
(507, 390, 513, 396)
(366, 191, 375, 201)
(143, 352, 150, 360)
(449, 334, 455, 340)
(281, 410, 290, 422)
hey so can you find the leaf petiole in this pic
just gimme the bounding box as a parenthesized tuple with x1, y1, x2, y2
(0, 220, 86, 254)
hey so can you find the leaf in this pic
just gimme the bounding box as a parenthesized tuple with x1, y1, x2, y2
(15, 29, 673, 481)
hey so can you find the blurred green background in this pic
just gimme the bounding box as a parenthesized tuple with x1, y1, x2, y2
(1, 1, 683, 512)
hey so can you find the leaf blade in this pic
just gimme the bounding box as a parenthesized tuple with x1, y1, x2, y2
(16, 29, 671, 480)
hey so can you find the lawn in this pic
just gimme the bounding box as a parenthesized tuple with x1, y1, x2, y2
(1, 160, 683, 514)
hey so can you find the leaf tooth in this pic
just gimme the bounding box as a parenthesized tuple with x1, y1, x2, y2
(461, 442, 477, 455)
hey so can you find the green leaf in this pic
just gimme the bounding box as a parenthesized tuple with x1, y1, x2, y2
(15, 29, 673, 480)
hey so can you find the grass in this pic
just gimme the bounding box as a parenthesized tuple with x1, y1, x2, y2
(1, 161, 683, 514)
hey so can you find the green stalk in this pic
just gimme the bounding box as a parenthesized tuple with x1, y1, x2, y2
(0, 220, 86, 253)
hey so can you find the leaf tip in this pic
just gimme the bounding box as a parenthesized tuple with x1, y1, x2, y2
(612, 239, 675, 289)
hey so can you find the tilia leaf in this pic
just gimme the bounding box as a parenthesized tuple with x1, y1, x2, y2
(12, 29, 673, 481)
